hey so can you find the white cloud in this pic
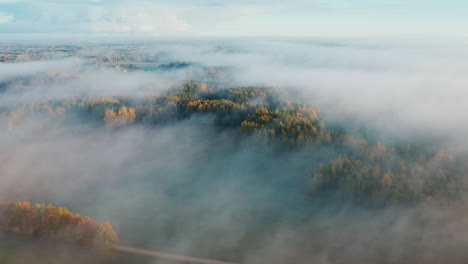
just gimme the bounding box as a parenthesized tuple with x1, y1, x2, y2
(0, 12, 13, 23)
(87, 4, 189, 35)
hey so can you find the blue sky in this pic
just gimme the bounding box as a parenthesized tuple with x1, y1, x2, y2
(0, 0, 466, 37)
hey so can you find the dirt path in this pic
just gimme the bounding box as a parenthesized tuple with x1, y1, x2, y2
(112, 245, 238, 264)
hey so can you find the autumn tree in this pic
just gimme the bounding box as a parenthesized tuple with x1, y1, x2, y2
(104, 106, 136, 126)
(94, 222, 119, 248)
(0, 202, 119, 249)
(104, 109, 117, 125)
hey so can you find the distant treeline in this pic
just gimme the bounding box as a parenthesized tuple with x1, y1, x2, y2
(1, 83, 466, 206)
(0, 201, 119, 249)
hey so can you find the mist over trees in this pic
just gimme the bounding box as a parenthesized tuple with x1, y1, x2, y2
(2, 40, 468, 264)
(0, 202, 118, 249)
(1, 82, 465, 207)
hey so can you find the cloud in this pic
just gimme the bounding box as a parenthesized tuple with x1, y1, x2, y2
(3, 37, 468, 263)
(0, 59, 191, 102)
(0, 0, 451, 37)
(3, 38, 468, 147)
(140, 38, 468, 146)
(0, 12, 13, 23)
(87, 4, 189, 35)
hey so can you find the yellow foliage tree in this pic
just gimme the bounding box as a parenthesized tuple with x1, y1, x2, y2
(104, 109, 117, 125)
(94, 222, 119, 249)
(104, 106, 136, 126)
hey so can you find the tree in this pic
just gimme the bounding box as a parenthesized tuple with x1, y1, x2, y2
(104, 109, 117, 125)
(0, 201, 119, 249)
(94, 222, 119, 249)
(104, 106, 136, 126)
(382, 171, 394, 187)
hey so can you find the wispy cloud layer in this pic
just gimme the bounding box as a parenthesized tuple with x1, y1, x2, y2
(0, 12, 13, 23)
(0, 0, 466, 36)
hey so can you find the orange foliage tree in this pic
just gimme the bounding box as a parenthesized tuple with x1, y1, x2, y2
(0, 202, 119, 249)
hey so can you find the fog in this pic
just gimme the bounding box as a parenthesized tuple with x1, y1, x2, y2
(3, 38, 468, 143)
(1, 38, 468, 263)
(143, 38, 468, 146)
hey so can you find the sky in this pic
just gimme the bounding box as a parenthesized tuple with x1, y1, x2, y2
(0, 0, 467, 37)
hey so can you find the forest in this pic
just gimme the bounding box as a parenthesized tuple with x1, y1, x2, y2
(1, 82, 464, 208)
(0, 201, 118, 249)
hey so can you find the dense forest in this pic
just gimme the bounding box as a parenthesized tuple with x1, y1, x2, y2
(0, 202, 118, 249)
(1, 82, 465, 208)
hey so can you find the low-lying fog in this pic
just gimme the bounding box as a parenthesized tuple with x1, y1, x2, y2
(2, 38, 468, 263)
